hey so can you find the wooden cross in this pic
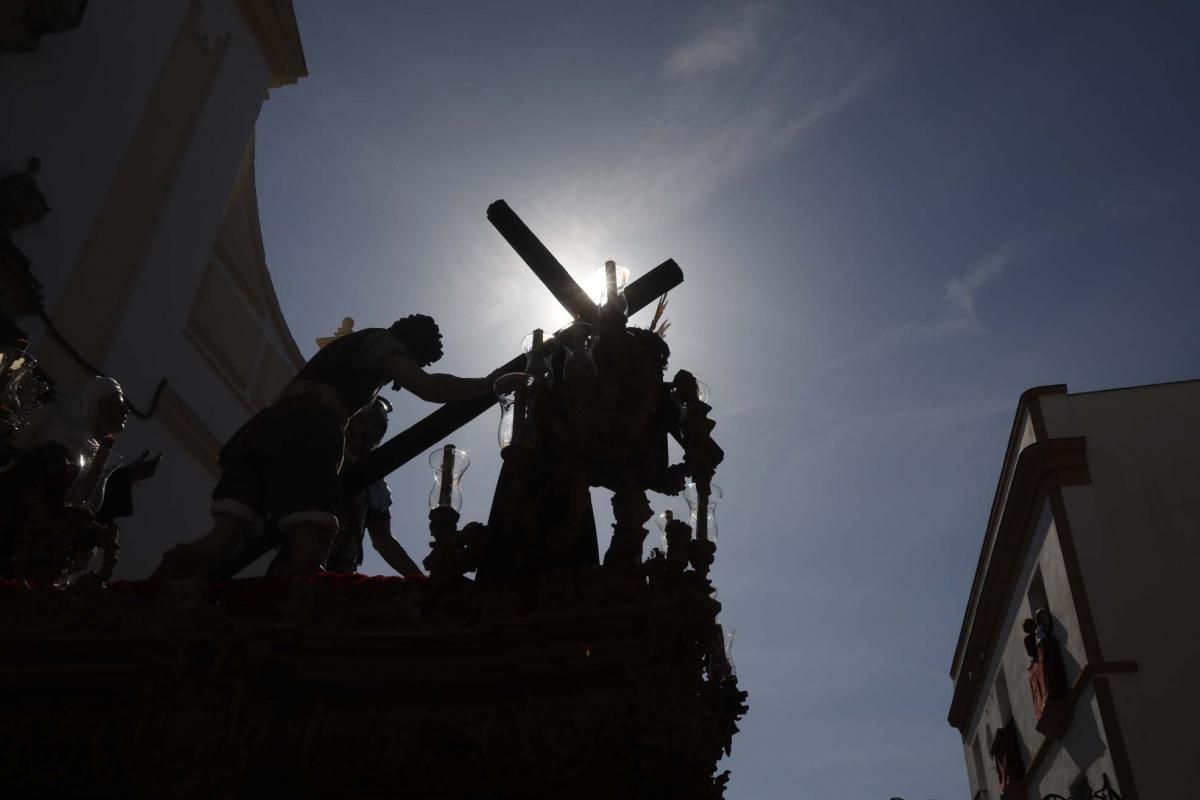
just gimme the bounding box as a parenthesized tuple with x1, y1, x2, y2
(340, 200, 684, 495)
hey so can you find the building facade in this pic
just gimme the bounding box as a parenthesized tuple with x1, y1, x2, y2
(0, 0, 307, 577)
(948, 381, 1200, 799)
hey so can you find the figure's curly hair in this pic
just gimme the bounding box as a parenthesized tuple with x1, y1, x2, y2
(388, 314, 443, 367)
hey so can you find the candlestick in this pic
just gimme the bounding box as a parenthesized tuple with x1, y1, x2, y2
(438, 443, 454, 508)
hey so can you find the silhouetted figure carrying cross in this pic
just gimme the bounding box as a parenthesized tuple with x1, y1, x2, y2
(152, 314, 498, 579)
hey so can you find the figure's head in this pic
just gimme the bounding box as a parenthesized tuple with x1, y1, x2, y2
(74, 375, 127, 439)
(30, 375, 126, 450)
(94, 380, 129, 438)
(346, 396, 391, 457)
(389, 314, 443, 367)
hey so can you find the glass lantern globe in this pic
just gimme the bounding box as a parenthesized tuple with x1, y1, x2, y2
(684, 482, 723, 541)
(427, 444, 469, 511)
(494, 372, 539, 449)
(520, 328, 555, 384)
(590, 261, 631, 309)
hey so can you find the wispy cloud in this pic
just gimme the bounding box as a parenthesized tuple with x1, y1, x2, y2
(450, 5, 882, 339)
(518, 5, 879, 272)
(663, 4, 768, 77)
(829, 244, 1013, 368)
(942, 245, 1009, 334)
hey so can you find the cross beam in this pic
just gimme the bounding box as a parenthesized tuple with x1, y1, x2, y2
(486, 200, 599, 325)
(341, 256, 683, 496)
(214, 202, 682, 578)
(344, 200, 682, 495)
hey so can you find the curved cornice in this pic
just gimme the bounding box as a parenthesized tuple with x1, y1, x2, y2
(240, 135, 303, 369)
(947, 435, 1090, 731)
(235, 0, 307, 88)
(950, 385, 1067, 679)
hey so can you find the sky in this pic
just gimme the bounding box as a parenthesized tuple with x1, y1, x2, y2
(253, 2, 1200, 797)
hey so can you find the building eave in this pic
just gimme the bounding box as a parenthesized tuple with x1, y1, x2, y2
(235, 0, 308, 89)
(241, 134, 304, 370)
(946, 434, 1090, 732)
(949, 384, 1067, 681)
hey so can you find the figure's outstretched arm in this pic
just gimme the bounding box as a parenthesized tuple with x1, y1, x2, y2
(381, 353, 495, 404)
(366, 513, 423, 578)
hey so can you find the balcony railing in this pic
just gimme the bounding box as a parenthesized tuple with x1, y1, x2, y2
(1042, 772, 1122, 800)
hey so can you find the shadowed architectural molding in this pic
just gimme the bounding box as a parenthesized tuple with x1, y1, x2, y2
(39, 0, 231, 384)
(185, 135, 304, 415)
(948, 435, 1090, 731)
(154, 383, 222, 478)
(234, 0, 307, 88)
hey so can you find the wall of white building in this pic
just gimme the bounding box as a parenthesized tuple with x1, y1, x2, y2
(960, 497, 1113, 799)
(0, 1, 185, 308)
(1, 0, 306, 577)
(1042, 380, 1200, 798)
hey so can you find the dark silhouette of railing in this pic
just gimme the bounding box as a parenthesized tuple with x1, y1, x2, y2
(1042, 772, 1122, 800)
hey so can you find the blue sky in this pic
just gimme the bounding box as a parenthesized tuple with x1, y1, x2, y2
(254, 3, 1200, 797)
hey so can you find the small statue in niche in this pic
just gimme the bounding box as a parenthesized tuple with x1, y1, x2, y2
(989, 720, 1025, 791)
(0, 376, 136, 583)
(1022, 617, 1039, 661)
(1024, 606, 1069, 720)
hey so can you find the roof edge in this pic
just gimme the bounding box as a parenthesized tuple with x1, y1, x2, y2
(947, 434, 1090, 732)
(949, 384, 1067, 679)
(235, 0, 308, 89)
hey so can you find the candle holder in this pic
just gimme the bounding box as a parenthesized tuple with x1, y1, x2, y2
(590, 260, 631, 311)
(424, 444, 469, 581)
(684, 482, 722, 542)
(521, 328, 555, 387)
(425, 504, 461, 581)
(428, 444, 469, 512)
(494, 372, 539, 450)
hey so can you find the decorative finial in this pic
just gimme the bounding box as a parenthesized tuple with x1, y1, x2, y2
(315, 317, 355, 348)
